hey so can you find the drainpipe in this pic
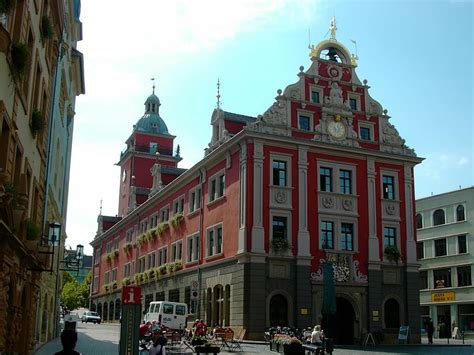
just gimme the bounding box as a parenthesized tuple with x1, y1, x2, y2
(197, 169, 205, 319)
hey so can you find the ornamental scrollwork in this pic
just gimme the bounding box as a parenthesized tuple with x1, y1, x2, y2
(274, 191, 287, 204)
(342, 199, 353, 211)
(386, 203, 396, 215)
(353, 260, 368, 282)
(322, 197, 334, 209)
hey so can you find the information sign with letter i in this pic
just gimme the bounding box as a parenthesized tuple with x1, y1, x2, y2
(119, 286, 142, 355)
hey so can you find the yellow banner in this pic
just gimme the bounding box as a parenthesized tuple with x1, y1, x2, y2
(431, 292, 455, 302)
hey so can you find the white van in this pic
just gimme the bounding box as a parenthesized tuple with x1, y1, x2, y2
(144, 301, 188, 330)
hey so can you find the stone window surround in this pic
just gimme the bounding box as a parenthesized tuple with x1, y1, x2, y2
(347, 91, 362, 112)
(382, 221, 401, 261)
(172, 194, 185, 215)
(208, 169, 226, 204)
(270, 209, 292, 252)
(149, 213, 159, 229)
(186, 233, 200, 264)
(308, 84, 324, 105)
(317, 160, 357, 195)
(270, 153, 292, 188)
(160, 205, 170, 222)
(358, 121, 375, 142)
(457, 234, 468, 254)
(157, 247, 167, 266)
(188, 185, 202, 215)
(296, 108, 315, 131)
(433, 238, 447, 257)
(318, 215, 358, 252)
(139, 219, 148, 233)
(171, 240, 183, 262)
(206, 222, 223, 258)
(125, 228, 133, 243)
(380, 169, 399, 201)
(432, 208, 446, 226)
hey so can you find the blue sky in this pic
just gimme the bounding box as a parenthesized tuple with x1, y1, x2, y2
(69, 0, 473, 253)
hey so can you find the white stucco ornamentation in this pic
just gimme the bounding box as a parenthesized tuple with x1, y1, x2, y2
(262, 99, 288, 125)
(274, 190, 287, 204)
(283, 82, 301, 101)
(380, 121, 416, 157)
(310, 259, 326, 281)
(385, 203, 396, 215)
(322, 197, 334, 208)
(353, 260, 368, 282)
(342, 199, 353, 211)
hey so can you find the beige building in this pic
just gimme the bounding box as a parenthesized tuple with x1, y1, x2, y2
(0, 0, 84, 353)
(417, 187, 474, 339)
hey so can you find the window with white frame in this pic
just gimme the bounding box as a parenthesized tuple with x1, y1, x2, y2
(207, 224, 223, 257)
(93, 276, 99, 292)
(147, 252, 155, 269)
(113, 237, 119, 250)
(158, 247, 167, 265)
(138, 257, 145, 273)
(140, 219, 148, 233)
(347, 93, 361, 112)
(272, 216, 288, 247)
(309, 85, 323, 104)
(417, 242, 424, 260)
(125, 229, 133, 243)
(271, 155, 291, 188)
(434, 238, 447, 256)
(189, 186, 202, 214)
(160, 206, 169, 222)
(456, 205, 465, 222)
(340, 223, 354, 251)
(171, 241, 183, 261)
(124, 263, 131, 278)
(112, 268, 117, 281)
(433, 209, 445, 226)
(359, 122, 374, 141)
(105, 271, 110, 284)
(297, 110, 313, 131)
(319, 162, 357, 195)
(321, 221, 334, 249)
(173, 195, 185, 215)
(94, 248, 101, 265)
(457, 266, 472, 287)
(383, 226, 396, 247)
(187, 234, 200, 263)
(382, 174, 396, 200)
(149, 214, 158, 229)
(458, 235, 467, 254)
(209, 171, 225, 202)
(106, 242, 112, 254)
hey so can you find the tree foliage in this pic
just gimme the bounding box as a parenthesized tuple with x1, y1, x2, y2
(60, 271, 92, 310)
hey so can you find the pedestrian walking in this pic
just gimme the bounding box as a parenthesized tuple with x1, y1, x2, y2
(426, 318, 434, 344)
(55, 329, 82, 355)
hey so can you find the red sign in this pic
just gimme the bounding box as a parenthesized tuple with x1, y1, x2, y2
(122, 286, 141, 305)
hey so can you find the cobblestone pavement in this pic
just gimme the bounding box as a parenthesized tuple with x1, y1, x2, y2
(35, 322, 474, 355)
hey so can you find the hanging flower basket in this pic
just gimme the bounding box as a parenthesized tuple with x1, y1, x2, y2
(384, 245, 401, 263)
(41, 15, 53, 39)
(10, 42, 28, 77)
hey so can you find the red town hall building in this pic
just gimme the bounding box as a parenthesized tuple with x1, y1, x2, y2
(90, 32, 423, 343)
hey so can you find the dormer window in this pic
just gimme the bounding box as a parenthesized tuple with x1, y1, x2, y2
(152, 103, 155, 111)
(349, 98, 357, 110)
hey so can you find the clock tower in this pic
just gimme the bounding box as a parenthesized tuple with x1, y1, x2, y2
(116, 87, 184, 217)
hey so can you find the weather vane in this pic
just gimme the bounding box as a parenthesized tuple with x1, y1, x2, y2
(151, 77, 155, 94)
(329, 16, 337, 40)
(216, 78, 221, 110)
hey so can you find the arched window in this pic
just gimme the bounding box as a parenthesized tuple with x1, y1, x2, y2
(433, 209, 445, 226)
(416, 214, 423, 229)
(456, 205, 465, 222)
(384, 298, 400, 328)
(115, 299, 121, 320)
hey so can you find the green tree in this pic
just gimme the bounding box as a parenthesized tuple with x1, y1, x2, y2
(61, 279, 84, 310)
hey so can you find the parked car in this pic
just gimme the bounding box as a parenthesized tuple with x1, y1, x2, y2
(81, 311, 101, 324)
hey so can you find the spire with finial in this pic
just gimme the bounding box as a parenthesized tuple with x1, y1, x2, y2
(99, 198, 103, 216)
(216, 78, 221, 110)
(329, 16, 337, 40)
(151, 77, 156, 94)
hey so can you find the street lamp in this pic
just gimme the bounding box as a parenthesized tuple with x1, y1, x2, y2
(48, 221, 61, 246)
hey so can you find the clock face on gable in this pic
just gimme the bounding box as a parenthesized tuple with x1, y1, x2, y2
(327, 119, 346, 139)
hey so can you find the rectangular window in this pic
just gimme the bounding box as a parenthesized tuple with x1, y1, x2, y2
(433, 268, 451, 288)
(299, 115, 311, 131)
(93, 276, 99, 292)
(187, 234, 200, 263)
(209, 172, 225, 202)
(112, 268, 117, 281)
(360, 127, 371, 140)
(189, 187, 202, 214)
(311, 90, 320, 104)
(321, 221, 334, 249)
(349, 98, 357, 110)
(420, 270, 428, 289)
(106, 242, 112, 254)
(124, 263, 131, 278)
(435, 239, 447, 257)
(158, 248, 167, 265)
(160, 206, 169, 222)
(169, 289, 180, 302)
(272, 160, 287, 186)
(382, 175, 395, 200)
(417, 242, 424, 260)
(457, 266, 472, 287)
(340, 223, 354, 251)
(126, 229, 133, 243)
(155, 291, 165, 301)
(458, 235, 467, 254)
(172, 241, 182, 261)
(173, 196, 184, 214)
(339, 170, 352, 194)
(113, 237, 119, 250)
(383, 227, 396, 247)
(206, 224, 224, 257)
(105, 271, 110, 284)
(272, 216, 287, 240)
(320, 167, 332, 192)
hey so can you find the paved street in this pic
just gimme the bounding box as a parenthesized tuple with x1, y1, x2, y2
(35, 323, 474, 355)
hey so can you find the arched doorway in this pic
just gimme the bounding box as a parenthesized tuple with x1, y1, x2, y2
(333, 297, 355, 345)
(269, 294, 288, 326)
(384, 298, 400, 329)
